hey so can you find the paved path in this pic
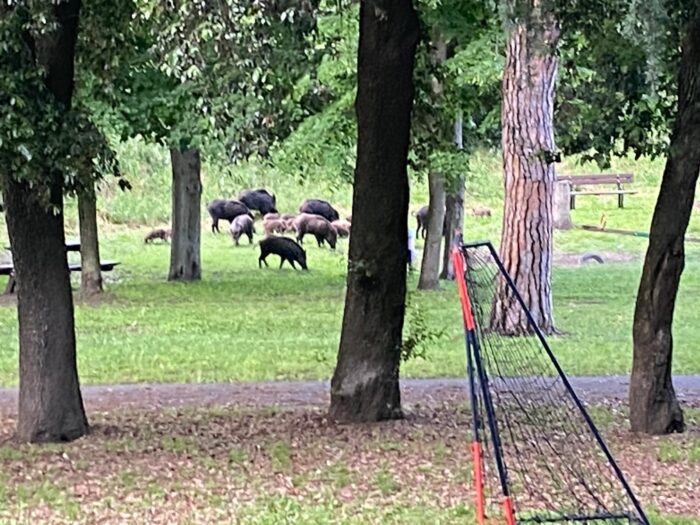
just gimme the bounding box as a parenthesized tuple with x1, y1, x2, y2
(2, 376, 700, 416)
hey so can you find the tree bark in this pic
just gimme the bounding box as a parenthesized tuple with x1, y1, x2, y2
(440, 113, 465, 281)
(440, 177, 464, 280)
(630, 11, 700, 435)
(2, 0, 88, 443)
(491, 2, 560, 335)
(329, 0, 419, 422)
(168, 148, 202, 282)
(418, 172, 446, 290)
(4, 180, 88, 443)
(78, 184, 103, 295)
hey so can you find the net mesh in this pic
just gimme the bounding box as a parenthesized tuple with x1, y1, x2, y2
(460, 242, 647, 524)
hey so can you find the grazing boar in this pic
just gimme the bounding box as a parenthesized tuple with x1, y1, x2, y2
(294, 213, 338, 249)
(259, 236, 308, 270)
(229, 214, 255, 246)
(414, 206, 447, 238)
(263, 218, 287, 235)
(144, 228, 172, 243)
(238, 188, 277, 216)
(298, 198, 340, 223)
(207, 199, 253, 234)
(472, 206, 492, 218)
(331, 219, 351, 238)
(415, 206, 429, 239)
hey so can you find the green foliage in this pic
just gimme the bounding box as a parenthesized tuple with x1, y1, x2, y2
(556, 3, 676, 166)
(0, 2, 124, 205)
(269, 7, 359, 183)
(401, 291, 447, 363)
(124, 0, 320, 157)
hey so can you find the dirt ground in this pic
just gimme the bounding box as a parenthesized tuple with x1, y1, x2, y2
(0, 379, 699, 523)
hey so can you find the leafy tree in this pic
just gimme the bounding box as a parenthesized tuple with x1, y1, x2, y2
(103, 0, 319, 281)
(0, 1, 125, 442)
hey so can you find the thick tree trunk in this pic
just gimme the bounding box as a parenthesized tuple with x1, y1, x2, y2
(78, 184, 103, 295)
(329, 0, 419, 422)
(3, 0, 88, 443)
(440, 177, 464, 280)
(418, 172, 446, 290)
(630, 11, 700, 435)
(491, 3, 559, 335)
(5, 179, 89, 443)
(168, 148, 202, 282)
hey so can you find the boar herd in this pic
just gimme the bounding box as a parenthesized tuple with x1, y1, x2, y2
(207, 189, 350, 271)
(146, 187, 490, 271)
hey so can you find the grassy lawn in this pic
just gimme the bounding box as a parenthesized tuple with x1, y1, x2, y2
(0, 228, 698, 386)
(0, 147, 699, 386)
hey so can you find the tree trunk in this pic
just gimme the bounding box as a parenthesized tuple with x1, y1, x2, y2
(329, 0, 420, 422)
(2, 0, 88, 443)
(491, 3, 560, 335)
(78, 184, 103, 295)
(440, 113, 465, 281)
(5, 178, 89, 442)
(168, 148, 202, 282)
(418, 172, 446, 290)
(630, 11, 700, 435)
(440, 178, 464, 280)
(553, 180, 573, 230)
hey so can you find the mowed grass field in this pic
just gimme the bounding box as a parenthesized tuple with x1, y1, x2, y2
(0, 142, 699, 386)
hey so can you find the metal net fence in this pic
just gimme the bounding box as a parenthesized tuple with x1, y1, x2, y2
(455, 242, 648, 524)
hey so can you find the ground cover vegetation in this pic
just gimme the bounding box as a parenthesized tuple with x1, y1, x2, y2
(0, 402, 698, 524)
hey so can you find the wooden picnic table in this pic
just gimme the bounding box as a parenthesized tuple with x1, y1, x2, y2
(1, 240, 120, 294)
(4, 239, 81, 252)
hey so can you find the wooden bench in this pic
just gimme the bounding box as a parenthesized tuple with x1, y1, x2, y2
(556, 173, 637, 209)
(1, 260, 120, 294)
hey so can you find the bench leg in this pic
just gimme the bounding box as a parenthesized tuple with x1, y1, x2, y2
(618, 193, 624, 208)
(4, 275, 16, 295)
(570, 195, 576, 210)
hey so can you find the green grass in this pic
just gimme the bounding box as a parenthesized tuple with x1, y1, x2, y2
(0, 144, 699, 385)
(0, 226, 698, 385)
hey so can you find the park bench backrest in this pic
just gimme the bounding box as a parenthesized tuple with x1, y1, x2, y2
(556, 173, 634, 186)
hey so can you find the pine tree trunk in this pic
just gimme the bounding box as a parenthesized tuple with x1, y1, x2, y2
(491, 3, 559, 335)
(78, 184, 103, 295)
(440, 177, 464, 280)
(418, 172, 446, 290)
(329, 0, 419, 422)
(3, 0, 88, 443)
(630, 11, 700, 435)
(168, 148, 202, 282)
